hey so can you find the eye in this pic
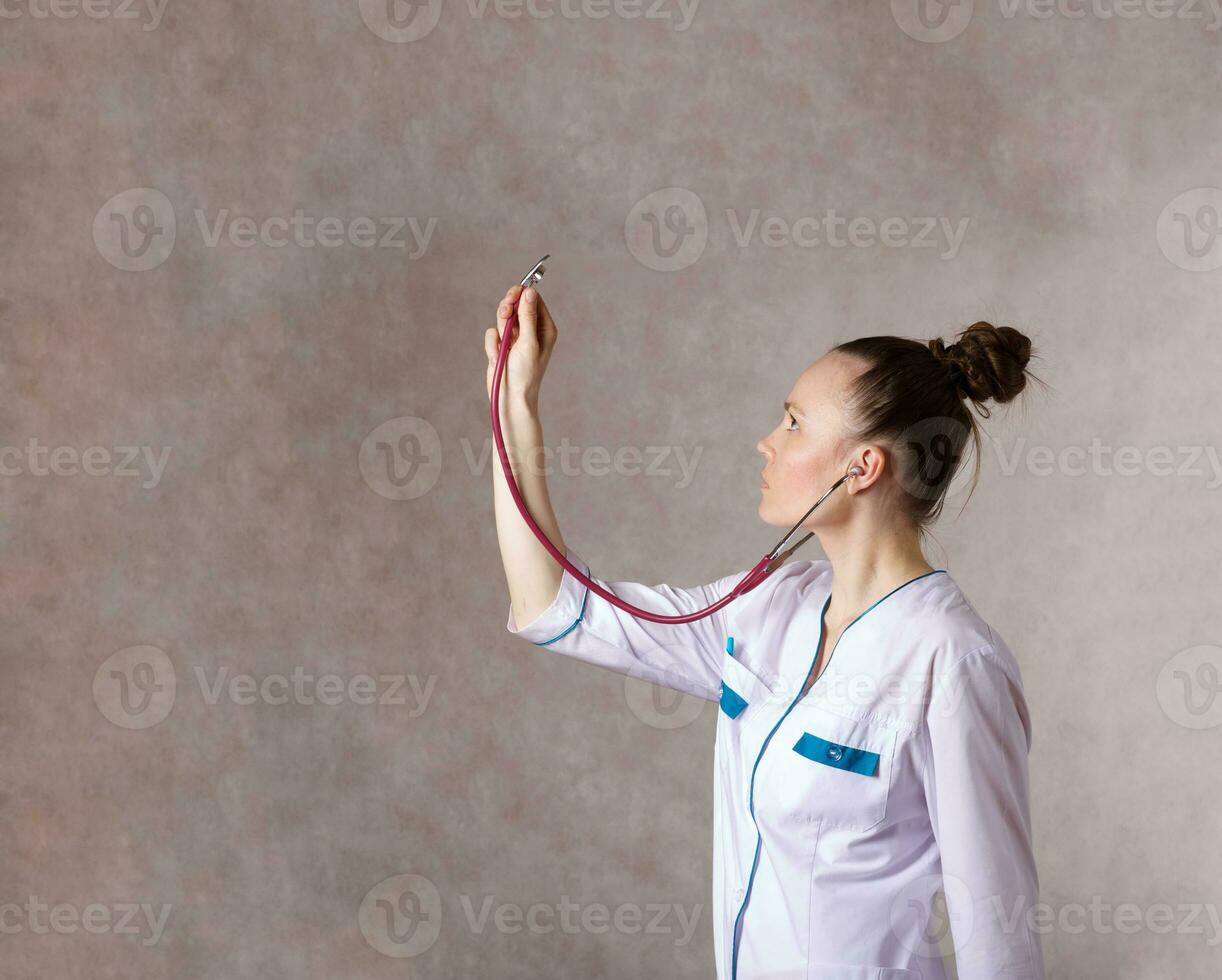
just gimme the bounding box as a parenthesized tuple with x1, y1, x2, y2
(784, 411, 799, 432)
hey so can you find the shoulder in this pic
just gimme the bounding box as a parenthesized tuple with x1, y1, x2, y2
(913, 574, 1024, 686)
(721, 556, 833, 610)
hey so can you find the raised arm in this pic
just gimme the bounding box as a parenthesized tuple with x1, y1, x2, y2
(485, 282, 567, 630)
(486, 282, 746, 699)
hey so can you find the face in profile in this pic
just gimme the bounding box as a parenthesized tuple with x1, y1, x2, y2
(756, 352, 864, 530)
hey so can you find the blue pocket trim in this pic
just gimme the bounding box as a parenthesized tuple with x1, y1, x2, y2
(719, 681, 748, 719)
(725, 635, 735, 656)
(792, 732, 879, 776)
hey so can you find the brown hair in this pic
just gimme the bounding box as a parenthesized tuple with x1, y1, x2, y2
(831, 321, 1046, 531)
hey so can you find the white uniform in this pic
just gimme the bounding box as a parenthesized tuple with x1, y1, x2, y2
(507, 546, 1047, 980)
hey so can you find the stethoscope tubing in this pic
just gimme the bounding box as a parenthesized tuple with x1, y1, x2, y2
(490, 259, 848, 625)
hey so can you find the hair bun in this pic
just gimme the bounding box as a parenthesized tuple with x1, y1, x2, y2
(928, 321, 1032, 409)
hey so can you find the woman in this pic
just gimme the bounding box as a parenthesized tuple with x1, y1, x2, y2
(487, 284, 1048, 980)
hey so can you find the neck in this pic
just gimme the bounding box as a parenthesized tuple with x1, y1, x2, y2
(816, 516, 935, 625)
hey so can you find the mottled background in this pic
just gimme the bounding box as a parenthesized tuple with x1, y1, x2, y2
(2, 0, 1221, 977)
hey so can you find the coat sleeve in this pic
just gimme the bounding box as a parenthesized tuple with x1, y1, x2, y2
(922, 644, 1048, 980)
(506, 545, 751, 701)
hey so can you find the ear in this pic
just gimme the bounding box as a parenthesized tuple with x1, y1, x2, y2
(845, 446, 886, 493)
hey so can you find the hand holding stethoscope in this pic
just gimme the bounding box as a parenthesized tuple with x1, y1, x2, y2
(485, 262, 559, 410)
(486, 255, 860, 625)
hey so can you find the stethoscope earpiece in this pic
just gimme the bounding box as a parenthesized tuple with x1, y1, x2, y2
(848, 466, 863, 477)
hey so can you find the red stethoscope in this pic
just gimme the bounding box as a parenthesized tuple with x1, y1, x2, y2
(491, 254, 858, 624)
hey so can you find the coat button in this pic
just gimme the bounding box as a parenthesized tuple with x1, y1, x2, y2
(827, 745, 842, 761)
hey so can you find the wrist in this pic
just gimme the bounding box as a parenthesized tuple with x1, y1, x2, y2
(503, 394, 539, 422)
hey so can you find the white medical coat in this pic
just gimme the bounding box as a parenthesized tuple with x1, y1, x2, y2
(507, 546, 1047, 980)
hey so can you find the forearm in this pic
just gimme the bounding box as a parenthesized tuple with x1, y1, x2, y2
(492, 396, 567, 629)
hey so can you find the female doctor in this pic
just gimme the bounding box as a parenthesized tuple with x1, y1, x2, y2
(487, 284, 1048, 980)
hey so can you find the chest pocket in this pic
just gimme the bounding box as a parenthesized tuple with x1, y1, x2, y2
(766, 703, 898, 831)
(718, 642, 776, 721)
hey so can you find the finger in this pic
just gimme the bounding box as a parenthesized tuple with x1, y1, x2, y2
(485, 326, 498, 361)
(535, 293, 558, 350)
(515, 287, 541, 352)
(496, 284, 525, 340)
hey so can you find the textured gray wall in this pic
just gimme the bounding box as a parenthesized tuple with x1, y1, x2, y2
(3, 1, 1221, 977)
